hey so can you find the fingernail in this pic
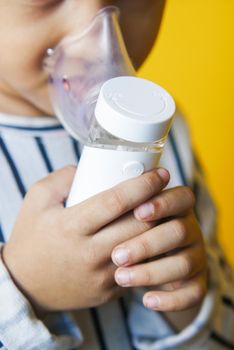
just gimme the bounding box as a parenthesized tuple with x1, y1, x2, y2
(157, 168, 169, 183)
(144, 295, 160, 309)
(113, 248, 129, 266)
(116, 269, 131, 286)
(134, 202, 154, 220)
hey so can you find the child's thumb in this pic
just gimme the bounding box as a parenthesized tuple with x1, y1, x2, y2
(28, 165, 77, 208)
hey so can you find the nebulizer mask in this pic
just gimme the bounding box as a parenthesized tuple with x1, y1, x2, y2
(44, 6, 176, 205)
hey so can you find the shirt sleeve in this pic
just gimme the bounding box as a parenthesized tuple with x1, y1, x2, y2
(0, 244, 83, 350)
(125, 116, 234, 350)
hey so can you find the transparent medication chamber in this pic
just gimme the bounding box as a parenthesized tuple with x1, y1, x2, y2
(43, 6, 176, 205)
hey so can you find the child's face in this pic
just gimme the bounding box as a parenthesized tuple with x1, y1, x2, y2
(0, 1, 164, 116)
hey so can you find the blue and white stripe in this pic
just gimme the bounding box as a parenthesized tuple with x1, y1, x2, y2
(0, 112, 233, 350)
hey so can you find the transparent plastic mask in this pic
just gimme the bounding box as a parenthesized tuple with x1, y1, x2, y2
(43, 6, 136, 144)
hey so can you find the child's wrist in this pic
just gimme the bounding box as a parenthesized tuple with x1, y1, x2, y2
(1, 244, 47, 319)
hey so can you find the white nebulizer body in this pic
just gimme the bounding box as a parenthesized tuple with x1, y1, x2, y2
(43, 6, 176, 206)
(67, 76, 175, 205)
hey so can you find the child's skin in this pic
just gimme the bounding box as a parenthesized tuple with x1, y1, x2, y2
(0, 0, 207, 330)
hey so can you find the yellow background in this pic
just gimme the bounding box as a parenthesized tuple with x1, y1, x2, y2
(139, 0, 234, 266)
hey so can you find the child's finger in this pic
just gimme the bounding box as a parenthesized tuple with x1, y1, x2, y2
(26, 165, 77, 209)
(134, 186, 195, 221)
(66, 168, 169, 235)
(114, 244, 205, 288)
(94, 212, 156, 259)
(111, 216, 198, 267)
(142, 271, 207, 312)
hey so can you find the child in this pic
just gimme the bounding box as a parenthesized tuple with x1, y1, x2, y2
(0, 1, 233, 349)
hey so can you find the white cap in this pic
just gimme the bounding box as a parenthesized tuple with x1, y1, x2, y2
(95, 76, 176, 143)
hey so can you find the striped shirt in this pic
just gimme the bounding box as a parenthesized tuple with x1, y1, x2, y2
(0, 112, 233, 350)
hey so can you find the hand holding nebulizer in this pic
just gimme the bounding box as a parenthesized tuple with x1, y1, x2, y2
(43, 6, 176, 205)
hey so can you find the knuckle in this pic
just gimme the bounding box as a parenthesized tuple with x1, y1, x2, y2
(155, 195, 171, 217)
(182, 186, 196, 207)
(25, 179, 48, 207)
(178, 254, 193, 277)
(138, 236, 152, 259)
(192, 283, 206, 303)
(143, 267, 153, 285)
(170, 301, 180, 312)
(172, 219, 187, 244)
(107, 188, 128, 213)
(143, 172, 159, 193)
(166, 294, 181, 312)
(28, 180, 46, 198)
(138, 219, 155, 232)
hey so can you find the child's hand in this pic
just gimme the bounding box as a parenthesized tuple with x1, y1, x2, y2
(112, 179, 208, 312)
(2, 166, 168, 313)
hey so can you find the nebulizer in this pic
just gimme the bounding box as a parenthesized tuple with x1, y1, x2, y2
(44, 6, 176, 206)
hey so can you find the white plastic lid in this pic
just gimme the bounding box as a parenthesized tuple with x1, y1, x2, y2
(95, 76, 176, 143)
